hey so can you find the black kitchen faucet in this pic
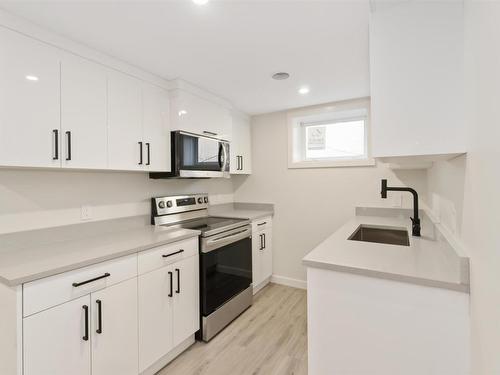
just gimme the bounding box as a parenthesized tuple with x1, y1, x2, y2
(381, 179, 421, 237)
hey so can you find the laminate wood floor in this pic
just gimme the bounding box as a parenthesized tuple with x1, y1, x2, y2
(158, 283, 308, 375)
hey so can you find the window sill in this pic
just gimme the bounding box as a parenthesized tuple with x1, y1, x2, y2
(288, 158, 376, 169)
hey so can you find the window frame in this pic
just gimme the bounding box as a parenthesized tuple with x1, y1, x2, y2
(287, 98, 375, 169)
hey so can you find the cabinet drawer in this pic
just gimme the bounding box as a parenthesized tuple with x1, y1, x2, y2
(252, 216, 273, 232)
(138, 237, 198, 275)
(23, 254, 137, 317)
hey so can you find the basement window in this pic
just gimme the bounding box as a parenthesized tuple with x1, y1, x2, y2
(288, 99, 375, 168)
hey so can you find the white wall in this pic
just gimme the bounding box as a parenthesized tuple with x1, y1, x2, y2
(0, 169, 233, 234)
(426, 2, 500, 374)
(233, 105, 427, 283)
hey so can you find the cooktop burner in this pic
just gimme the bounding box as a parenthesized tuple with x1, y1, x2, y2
(163, 216, 249, 237)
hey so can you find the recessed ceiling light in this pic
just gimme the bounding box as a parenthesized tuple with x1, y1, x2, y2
(272, 72, 290, 80)
(193, 0, 209, 5)
(178, 110, 188, 117)
(25, 75, 39, 81)
(298, 86, 310, 95)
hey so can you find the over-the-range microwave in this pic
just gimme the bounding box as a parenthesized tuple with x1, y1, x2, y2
(150, 131, 230, 179)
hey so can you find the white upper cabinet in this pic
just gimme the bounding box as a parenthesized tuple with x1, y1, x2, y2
(0, 28, 61, 168)
(230, 113, 252, 175)
(170, 89, 232, 140)
(61, 54, 108, 169)
(107, 70, 144, 171)
(370, 2, 466, 160)
(143, 83, 171, 172)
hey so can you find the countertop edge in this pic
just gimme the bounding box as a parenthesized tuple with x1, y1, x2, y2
(2, 230, 201, 287)
(302, 259, 470, 293)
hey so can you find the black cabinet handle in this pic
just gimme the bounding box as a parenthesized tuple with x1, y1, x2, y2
(168, 271, 173, 297)
(162, 249, 184, 258)
(263, 233, 266, 249)
(82, 305, 89, 341)
(175, 268, 180, 294)
(259, 234, 263, 250)
(65, 131, 72, 161)
(146, 142, 150, 165)
(257, 222, 267, 226)
(240, 155, 243, 171)
(96, 299, 103, 334)
(52, 129, 59, 160)
(138, 141, 143, 165)
(72, 272, 110, 288)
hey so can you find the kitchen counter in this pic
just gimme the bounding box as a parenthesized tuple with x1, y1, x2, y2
(208, 202, 274, 220)
(302, 207, 469, 292)
(0, 216, 200, 286)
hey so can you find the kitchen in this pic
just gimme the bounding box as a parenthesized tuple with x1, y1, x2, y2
(0, 1, 499, 375)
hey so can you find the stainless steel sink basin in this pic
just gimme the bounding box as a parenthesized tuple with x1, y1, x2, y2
(348, 225, 410, 246)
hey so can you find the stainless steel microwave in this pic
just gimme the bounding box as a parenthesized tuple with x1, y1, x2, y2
(150, 131, 230, 179)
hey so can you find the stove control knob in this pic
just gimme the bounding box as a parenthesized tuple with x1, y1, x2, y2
(204, 197, 208, 203)
(166, 201, 173, 208)
(197, 197, 203, 204)
(158, 201, 166, 209)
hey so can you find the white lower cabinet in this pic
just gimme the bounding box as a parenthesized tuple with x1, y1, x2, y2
(23, 295, 91, 375)
(252, 217, 273, 294)
(172, 255, 199, 346)
(19, 238, 200, 375)
(91, 278, 138, 375)
(23, 278, 138, 375)
(138, 249, 199, 373)
(138, 266, 174, 373)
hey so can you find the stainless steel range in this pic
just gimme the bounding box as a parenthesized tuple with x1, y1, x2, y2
(151, 193, 253, 342)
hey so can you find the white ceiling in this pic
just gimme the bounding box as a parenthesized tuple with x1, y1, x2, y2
(0, 0, 370, 115)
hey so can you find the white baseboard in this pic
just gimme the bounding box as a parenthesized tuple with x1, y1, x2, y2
(271, 274, 307, 290)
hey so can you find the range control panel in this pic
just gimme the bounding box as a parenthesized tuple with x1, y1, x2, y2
(152, 194, 209, 216)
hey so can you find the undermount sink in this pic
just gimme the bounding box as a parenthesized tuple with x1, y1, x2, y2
(348, 225, 410, 246)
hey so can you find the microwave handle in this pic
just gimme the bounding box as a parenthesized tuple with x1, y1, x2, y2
(222, 144, 229, 171)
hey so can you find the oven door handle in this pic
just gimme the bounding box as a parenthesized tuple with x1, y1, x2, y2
(201, 226, 251, 253)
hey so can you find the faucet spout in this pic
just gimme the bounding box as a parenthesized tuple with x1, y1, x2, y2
(380, 179, 421, 237)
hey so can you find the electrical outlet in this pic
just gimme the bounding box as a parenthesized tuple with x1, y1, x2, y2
(81, 205, 93, 221)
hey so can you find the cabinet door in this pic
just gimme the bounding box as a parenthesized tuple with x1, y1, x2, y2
(23, 295, 91, 375)
(138, 266, 174, 373)
(0, 28, 61, 168)
(170, 89, 231, 140)
(230, 114, 252, 174)
(173, 255, 200, 347)
(91, 278, 138, 375)
(252, 232, 263, 289)
(143, 83, 171, 172)
(108, 70, 144, 170)
(260, 229, 273, 282)
(61, 54, 107, 169)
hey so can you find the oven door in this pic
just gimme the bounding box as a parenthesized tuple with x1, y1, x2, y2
(200, 231, 252, 317)
(174, 131, 230, 178)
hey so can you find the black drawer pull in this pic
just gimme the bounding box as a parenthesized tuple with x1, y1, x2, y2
(168, 271, 173, 297)
(257, 222, 267, 226)
(263, 233, 266, 249)
(52, 129, 59, 160)
(65, 131, 72, 161)
(96, 299, 103, 334)
(72, 272, 110, 288)
(146, 142, 150, 165)
(162, 249, 184, 258)
(138, 141, 143, 165)
(175, 268, 180, 294)
(82, 305, 89, 341)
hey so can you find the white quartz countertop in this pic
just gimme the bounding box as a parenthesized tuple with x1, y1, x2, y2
(208, 202, 274, 221)
(302, 208, 469, 293)
(0, 216, 200, 286)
